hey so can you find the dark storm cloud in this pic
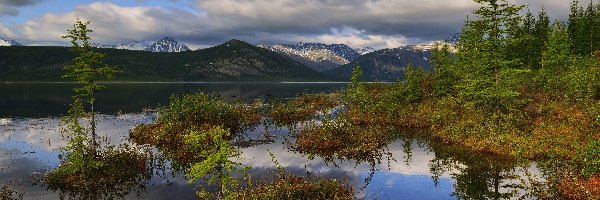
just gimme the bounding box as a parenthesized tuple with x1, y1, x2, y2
(193, 0, 480, 43)
(0, 0, 575, 48)
(0, 0, 42, 6)
(0, 6, 18, 16)
(0, 0, 42, 16)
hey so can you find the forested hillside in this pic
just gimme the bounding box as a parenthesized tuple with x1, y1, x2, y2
(0, 40, 332, 82)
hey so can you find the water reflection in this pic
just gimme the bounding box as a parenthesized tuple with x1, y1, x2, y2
(0, 113, 553, 199)
(0, 83, 346, 117)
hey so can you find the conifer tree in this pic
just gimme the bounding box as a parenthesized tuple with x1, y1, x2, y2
(532, 8, 550, 69)
(431, 43, 455, 97)
(62, 19, 118, 152)
(542, 22, 572, 72)
(519, 10, 536, 68)
(455, 0, 525, 111)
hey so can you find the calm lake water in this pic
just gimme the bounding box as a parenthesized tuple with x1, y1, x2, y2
(0, 83, 550, 199)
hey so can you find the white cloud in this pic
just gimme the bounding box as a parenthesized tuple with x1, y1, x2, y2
(317, 26, 410, 49)
(0, 0, 575, 47)
(2, 2, 207, 45)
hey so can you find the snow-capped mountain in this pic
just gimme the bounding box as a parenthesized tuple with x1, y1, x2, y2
(259, 42, 361, 72)
(114, 41, 149, 51)
(144, 37, 190, 52)
(287, 42, 361, 61)
(409, 40, 457, 53)
(91, 37, 189, 52)
(355, 47, 376, 55)
(91, 41, 149, 50)
(259, 44, 346, 72)
(446, 33, 461, 44)
(0, 38, 24, 46)
(91, 43, 116, 48)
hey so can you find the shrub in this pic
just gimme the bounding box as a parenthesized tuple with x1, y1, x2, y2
(45, 145, 151, 199)
(267, 93, 341, 126)
(130, 92, 260, 164)
(225, 176, 353, 200)
(292, 117, 393, 164)
(575, 141, 600, 178)
(183, 126, 249, 199)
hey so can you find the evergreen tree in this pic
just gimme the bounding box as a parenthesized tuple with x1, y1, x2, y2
(568, 0, 581, 54)
(519, 10, 536, 68)
(455, 0, 525, 111)
(542, 22, 572, 72)
(532, 8, 550, 69)
(431, 43, 455, 97)
(540, 22, 572, 93)
(62, 19, 118, 152)
(568, 0, 600, 56)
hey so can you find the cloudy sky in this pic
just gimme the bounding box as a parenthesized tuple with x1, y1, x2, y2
(0, 0, 573, 49)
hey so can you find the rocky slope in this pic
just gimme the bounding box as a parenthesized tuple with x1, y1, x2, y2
(259, 42, 363, 72)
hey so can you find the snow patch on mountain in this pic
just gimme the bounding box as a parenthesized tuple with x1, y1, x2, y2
(259, 42, 363, 72)
(144, 37, 190, 52)
(91, 37, 189, 52)
(0, 38, 24, 46)
(355, 47, 376, 55)
(114, 41, 149, 51)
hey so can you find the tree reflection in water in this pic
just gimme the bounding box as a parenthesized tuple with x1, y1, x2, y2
(289, 123, 557, 199)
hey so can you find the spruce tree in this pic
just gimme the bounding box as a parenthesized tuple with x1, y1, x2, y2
(542, 22, 572, 72)
(455, 0, 525, 111)
(532, 8, 550, 69)
(519, 10, 536, 68)
(431, 43, 455, 97)
(62, 19, 118, 152)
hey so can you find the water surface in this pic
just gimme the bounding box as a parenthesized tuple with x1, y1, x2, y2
(0, 83, 549, 199)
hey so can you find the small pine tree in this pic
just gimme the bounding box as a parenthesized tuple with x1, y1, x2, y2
(61, 19, 118, 153)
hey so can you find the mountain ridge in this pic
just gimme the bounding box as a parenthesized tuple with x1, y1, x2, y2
(91, 37, 190, 52)
(0, 39, 332, 82)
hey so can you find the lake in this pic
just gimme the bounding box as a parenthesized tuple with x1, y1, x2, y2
(0, 83, 551, 199)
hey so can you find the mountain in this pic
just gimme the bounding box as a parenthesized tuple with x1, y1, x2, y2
(287, 42, 361, 61)
(144, 37, 190, 52)
(324, 46, 433, 82)
(91, 42, 149, 50)
(259, 42, 361, 72)
(355, 47, 376, 55)
(259, 44, 346, 72)
(0, 39, 331, 82)
(0, 38, 24, 46)
(114, 41, 149, 51)
(446, 33, 461, 44)
(91, 37, 189, 52)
